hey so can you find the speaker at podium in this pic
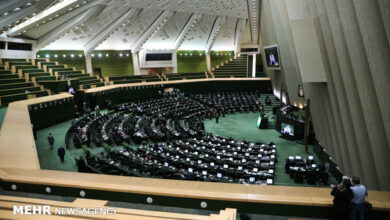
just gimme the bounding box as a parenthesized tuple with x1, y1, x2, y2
(257, 113, 269, 129)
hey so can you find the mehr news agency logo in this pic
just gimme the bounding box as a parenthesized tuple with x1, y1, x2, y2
(13, 205, 117, 216)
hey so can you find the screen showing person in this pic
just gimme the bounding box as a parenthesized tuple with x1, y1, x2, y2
(257, 114, 262, 128)
(281, 123, 294, 136)
(264, 46, 280, 68)
(298, 85, 304, 97)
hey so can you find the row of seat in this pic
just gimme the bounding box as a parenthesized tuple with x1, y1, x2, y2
(212, 55, 248, 78)
(0, 59, 50, 105)
(285, 155, 329, 185)
(106, 74, 162, 85)
(163, 72, 208, 81)
(84, 135, 276, 185)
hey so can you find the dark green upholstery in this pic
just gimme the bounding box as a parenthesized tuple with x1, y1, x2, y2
(0, 70, 12, 75)
(0, 82, 34, 90)
(39, 81, 69, 94)
(0, 90, 49, 105)
(34, 76, 57, 82)
(212, 55, 248, 78)
(0, 74, 18, 79)
(57, 70, 82, 75)
(82, 82, 105, 89)
(15, 65, 38, 71)
(0, 78, 26, 84)
(27, 72, 51, 78)
(0, 86, 41, 96)
(21, 69, 45, 74)
(51, 68, 73, 73)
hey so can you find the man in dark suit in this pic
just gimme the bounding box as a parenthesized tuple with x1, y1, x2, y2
(57, 146, 66, 163)
(47, 133, 55, 150)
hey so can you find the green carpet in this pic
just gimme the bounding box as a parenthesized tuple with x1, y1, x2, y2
(0, 107, 7, 130)
(35, 120, 78, 172)
(35, 112, 337, 186)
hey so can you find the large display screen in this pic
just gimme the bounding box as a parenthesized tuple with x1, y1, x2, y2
(264, 45, 280, 69)
(281, 123, 294, 136)
(298, 85, 304, 97)
(145, 53, 172, 61)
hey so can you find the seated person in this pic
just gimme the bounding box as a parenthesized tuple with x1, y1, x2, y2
(265, 96, 272, 105)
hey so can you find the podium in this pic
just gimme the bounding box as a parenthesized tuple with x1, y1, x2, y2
(258, 113, 269, 129)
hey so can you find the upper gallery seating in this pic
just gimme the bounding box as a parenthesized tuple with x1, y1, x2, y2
(37, 59, 104, 90)
(0, 58, 50, 105)
(163, 72, 208, 81)
(211, 55, 248, 78)
(106, 74, 161, 85)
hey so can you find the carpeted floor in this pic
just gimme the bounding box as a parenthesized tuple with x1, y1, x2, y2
(35, 111, 337, 187)
(0, 107, 7, 130)
(31, 110, 336, 220)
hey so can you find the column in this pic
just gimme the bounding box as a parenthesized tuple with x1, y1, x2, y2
(206, 53, 211, 72)
(132, 53, 141, 75)
(252, 54, 256, 77)
(173, 51, 178, 73)
(85, 54, 93, 74)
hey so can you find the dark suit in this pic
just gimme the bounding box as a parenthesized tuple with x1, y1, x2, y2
(57, 147, 66, 163)
(331, 187, 353, 220)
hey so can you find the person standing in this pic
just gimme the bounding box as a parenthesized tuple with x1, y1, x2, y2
(350, 176, 367, 220)
(57, 146, 66, 163)
(95, 105, 100, 115)
(215, 110, 220, 123)
(331, 178, 353, 220)
(47, 133, 55, 150)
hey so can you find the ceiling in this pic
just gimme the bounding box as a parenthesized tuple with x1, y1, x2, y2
(1, 0, 260, 53)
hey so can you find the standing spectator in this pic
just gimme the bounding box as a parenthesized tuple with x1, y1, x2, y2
(318, 161, 330, 185)
(57, 146, 66, 163)
(47, 133, 55, 150)
(331, 178, 353, 220)
(350, 176, 367, 220)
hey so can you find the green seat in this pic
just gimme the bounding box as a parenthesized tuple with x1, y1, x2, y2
(0, 70, 12, 75)
(0, 74, 18, 79)
(79, 79, 100, 84)
(0, 82, 34, 90)
(82, 82, 105, 89)
(21, 69, 45, 75)
(46, 65, 65, 69)
(57, 70, 83, 75)
(15, 65, 38, 71)
(0, 90, 49, 105)
(0, 78, 26, 84)
(51, 68, 73, 73)
(34, 76, 57, 82)
(28, 72, 51, 79)
(0, 86, 41, 96)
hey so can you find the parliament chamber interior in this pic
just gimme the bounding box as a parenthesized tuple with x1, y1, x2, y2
(0, 0, 389, 220)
